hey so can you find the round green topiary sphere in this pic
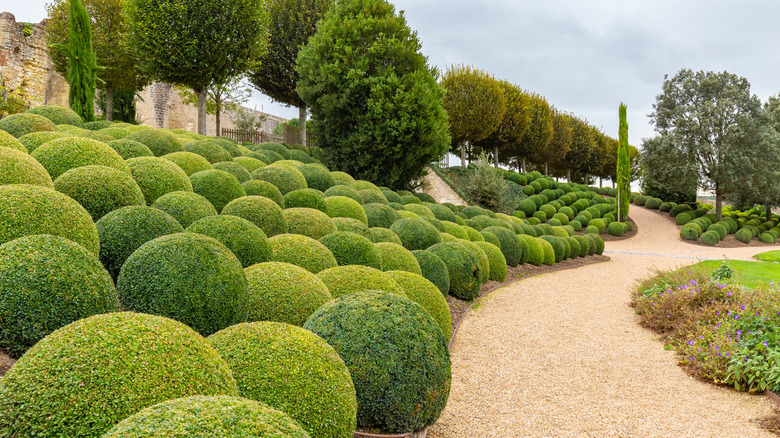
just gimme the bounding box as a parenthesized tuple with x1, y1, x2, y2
(268, 233, 337, 274)
(304, 291, 450, 433)
(0, 147, 53, 187)
(282, 207, 337, 240)
(324, 195, 368, 224)
(474, 241, 507, 282)
(363, 202, 400, 228)
(125, 128, 184, 156)
(482, 226, 522, 267)
(699, 230, 720, 246)
(411, 249, 450, 296)
(186, 215, 271, 268)
(0, 235, 118, 358)
(102, 395, 310, 438)
(708, 223, 728, 240)
(0, 312, 238, 437)
(333, 216, 371, 237)
(735, 227, 753, 244)
(0, 113, 57, 137)
(163, 151, 213, 176)
(324, 184, 364, 203)
(389, 216, 442, 251)
(208, 323, 354, 438)
(375, 241, 422, 274)
(189, 169, 246, 213)
(117, 233, 249, 336)
(0, 184, 99, 255)
(680, 225, 700, 240)
(222, 195, 288, 237)
(319, 231, 381, 268)
(98, 126, 131, 139)
(17, 130, 71, 153)
(317, 265, 406, 298)
(26, 105, 83, 126)
(607, 221, 628, 237)
(242, 179, 285, 207)
(234, 156, 266, 173)
(296, 163, 335, 191)
(54, 165, 146, 220)
(369, 226, 402, 244)
(184, 140, 233, 163)
(585, 233, 605, 255)
(253, 165, 308, 194)
(151, 190, 218, 228)
(213, 161, 252, 183)
(127, 156, 193, 204)
(31, 136, 130, 180)
(105, 138, 153, 159)
(284, 188, 327, 212)
(387, 271, 452, 340)
(427, 242, 481, 300)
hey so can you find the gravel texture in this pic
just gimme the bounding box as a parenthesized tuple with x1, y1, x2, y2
(430, 206, 780, 437)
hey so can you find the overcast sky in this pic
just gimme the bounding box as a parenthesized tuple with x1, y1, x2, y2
(9, 0, 780, 147)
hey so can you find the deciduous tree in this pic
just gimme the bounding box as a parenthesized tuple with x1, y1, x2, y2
(473, 80, 530, 168)
(508, 93, 553, 171)
(533, 109, 571, 176)
(177, 78, 253, 135)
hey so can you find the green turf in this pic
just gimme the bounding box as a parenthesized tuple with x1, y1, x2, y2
(754, 250, 780, 263)
(695, 259, 780, 288)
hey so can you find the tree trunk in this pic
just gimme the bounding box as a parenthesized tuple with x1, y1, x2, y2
(544, 162, 548, 175)
(599, 177, 603, 188)
(196, 87, 207, 136)
(105, 86, 113, 121)
(768, 206, 773, 223)
(493, 145, 499, 168)
(459, 142, 466, 167)
(715, 185, 723, 222)
(522, 157, 526, 173)
(299, 105, 307, 146)
(612, 180, 615, 189)
(215, 100, 221, 137)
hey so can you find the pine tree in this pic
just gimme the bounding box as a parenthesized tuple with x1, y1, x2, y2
(67, 0, 97, 122)
(617, 103, 630, 221)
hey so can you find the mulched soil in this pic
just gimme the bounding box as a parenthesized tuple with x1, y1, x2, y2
(0, 348, 15, 377)
(644, 208, 777, 249)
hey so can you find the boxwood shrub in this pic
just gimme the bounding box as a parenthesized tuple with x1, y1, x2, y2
(253, 165, 308, 195)
(572, 235, 590, 257)
(242, 262, 332, 326)
(411, 250, 450, 296)
(189, 169, 246, 213)
(707, 223, 728, 240)
(539, 235, 565, 263)
(242, 180, 285, 208)
(151, 190, 217, 228)
(324, 195, 368, 224)
(54, 165, 146, 220)
(456, 239, 490, 284)
(186, 215, 270, 268)
(585, 233, 605, 255)
(106, 138, 153, 159)
(98, 126, 130, 139)
(296, 163, 335, 191)
(222, 196, 287, 237)
(363, 202, 401, 228)
(735, 227, 754, 244)
(537, 238, 556, 265)
(700, 230, 720, 246)
(669, 204, 692, 218)
(427, 242, 481, 300)
(760, 232, 777, 244)
(400, 194, 422, 204)
(282, 207, 337, 240)
(517, 235, 544, 266)
(324, 184, 364, 203)
(381, 189, 403, 204)
(369, 227, 402, 244)
(234, 156, 266, 173)
(474, 241, 507, 282)
(0, 146, 53, 187)
(375, 242, 422, 275)
(566, 236, 581, 258)
(162, 151, 213, 176)
(284, 188, 327, 212)
(607, 221, 628, 237)
(26, 105, 83, 126)
(316, 265, 406, 298)
(480, 230, 502, 246)
(208, 323, 354, 438)
(117, 233, 249, 335)
(333, 217, 371, 238)
(249, 149, 285, 164)
(31, 136, 130, 179)
(390, 216, 442, 251)
(268, 233, 337, 274)
(125, 128, 184, 156)
(184, 140, 232, 163)
(18, 130, 70, 152)
(127, 156, 193, 204)
(387, 271, 452, 339)
(0, 184, 99, 255)
(0, 113, 56, 137)
(482, 226, 522, 267)
(680, 224, 700, 240)
(0, 313, 237, 437)
(319, 231, 381, 268)
(330, 170, 355, 184)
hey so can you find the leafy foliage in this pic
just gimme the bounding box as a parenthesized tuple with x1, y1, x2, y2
(67, 0, 97, 122)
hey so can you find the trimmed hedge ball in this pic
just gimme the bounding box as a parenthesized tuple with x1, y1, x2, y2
(107, 138, 154, 159)
(125, 128, 184, 156)
(304, 291, 450, 433)
(0, 184, 99, 255)
(708, 223, 728, 240)
(539, 236, 564, 263)
(189, 169, 246, 213)
(249, 149, 285, 164)
(184, 140, 233, 163)
(474, 241, 507, 282)
(537, 238, 556, 265)
(324, 184, 364, 203)
(387, 271, 452, 340)
(242, 262, 332, 326)
(405, 202, 436, 219)
(31, 136, 129, 179)
(607, 221, 628, 237)
(390, 216, 442, 251)
(585, 233, 605, 255)
(0, 129, 27, 153)
(319, 231, 381, 268)
(456, 239, 490, 284)
(268, 233, 337, 274)
(17, 130, 70, 153)
(427, 242, 481, 301)
(151, 190, 218, 228)
(296, 163, 335, 191)
(208, 323, 354, 438)
(700, 230, 720, 246)
(163, 151, 213, 176)
(284, 188, 327, 212)
(98, 127, 131, 139)
(127, 156, 193, 204)
(735, 227, 754, 244)
(566, 236, 581, 258)
(760, 232, 777, 244)
(364, 202, 401, 228)
(680, 225, 700, 240)
(330, 170, 355, 184)
(221, 196, 287, 237)
(376, 242, 422, 274)
(400, 194, 422, 204)
(282, 207, 337, 240)
(381, 189, 403, 204)
(102, 395, 310, 438)
(518, 235, 544, 266)
(234, 156, 266, 173)
(317, 265, 406, 298)
(482, 226, 522, 267)
(213, 161, 252, 183)
(0, 235, 118, 358)
(0, 147, 53, 187)
(412, 249, 450, 296)
(26, 105, 83, 126)
(0, 313, 238, 438)
(117, 233, 249, 336)
(54, 165, 145, 220)
(369, 227, 402, 244)
(0, 113, 56, 137)
(242, 179, 285, 207)
(186, 215, 271, 268)
(332, 216, 370, 238)
(253, 165, 308, 195)
(324, 195, 368, 224)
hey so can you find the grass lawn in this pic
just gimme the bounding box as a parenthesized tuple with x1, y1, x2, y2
(694, 259, 780, 288)
(754, 250, 780, 262)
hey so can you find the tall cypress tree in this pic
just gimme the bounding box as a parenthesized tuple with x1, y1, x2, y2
(67, 0, 97, 122)
(617, 103, 630, 221)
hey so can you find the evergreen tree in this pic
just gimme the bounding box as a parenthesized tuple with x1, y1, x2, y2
(617, 103, 630, 221)
(67, 0, 97, 122)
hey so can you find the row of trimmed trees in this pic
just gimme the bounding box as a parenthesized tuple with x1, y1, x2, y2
(439, 65, 639, 185)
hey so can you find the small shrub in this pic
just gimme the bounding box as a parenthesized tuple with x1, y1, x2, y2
(735, 227, 754, 244)
(242, 180, 285, 207)
(607, 221, 628, 237)
(699, 230, 720, 245)
(184, 140, 233, 163)
(387, 271, 452, 339)
(760, 232, 777, 244)
(162, 151, 213, 176)
(680, 225, 701, 241)
(457, 239, 490, 284)
(190, 169, 246, 213)
(333, 217, 371, 237)
(364, 202, 401, 228)
(26, 105, 83, 126)
(390, 216, 442, 251)
(253, 165, 308, 194)
(585, 233, 605, 255)
(234, 156, 266, 173)
(284, 188, 327, 212)
(537, 238, 555, 265)
(125, 128, 184, 156)
(269, 233, 337, 274)
(317, 265, 406, 298)
(376, 242, 422, 274)
(539, 235, 565, 263)
(151, 191, 217, 228)
(400, 194, 422, 204)
(222, 196, 287, 237)
(324, 195, 368, 224)
(573, 235, 591, 257)
(427, 242, 481, 300)
(186, 215, 271, 268)
(0, 113, 56, 137)
(319, 231, 381, 268)
(566, 236, 581, 258)
(518, 235, 544, 266)
(283, 207, 337, 240)
(369, 227, 402, 244)
(0, 146, 53, 187)
(482, 226, 522, 267)
(411, 250, 450, 296)
(330, 170, 355, 184)
(480, 230, 502, 246)
(296, 163, 335, 191)
(31, 136, 129, 179)
(358, 188, 389, 205)
(17, 130, 70, 153)
(324, 184, 364, 203)
(54, 165, 145, 220)
(303, 291, 451, 433)
(474, 241, 507, 282)
(106, 138, 153, 159)
(127, 156, 193, 204)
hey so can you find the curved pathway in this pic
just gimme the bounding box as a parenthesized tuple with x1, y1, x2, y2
(430, 206, 780, 437)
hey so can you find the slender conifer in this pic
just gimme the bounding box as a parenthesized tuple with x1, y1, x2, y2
(617, 103, 630, 221)
(67, 0, 97, 122)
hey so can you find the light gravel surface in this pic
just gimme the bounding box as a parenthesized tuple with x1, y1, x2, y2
(430, 206, 780, 437)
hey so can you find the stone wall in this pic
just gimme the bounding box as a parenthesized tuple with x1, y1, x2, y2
(0, 12, 286, 135)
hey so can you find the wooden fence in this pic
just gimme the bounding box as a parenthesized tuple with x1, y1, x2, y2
(221, 128, 315, 147)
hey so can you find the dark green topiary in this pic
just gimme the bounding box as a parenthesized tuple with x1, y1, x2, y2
(700, 230, 720, 246)
(127, 156, 194, 204)
(31, 136, 129, 179)
(475, 241, 507, 282)
(573, 235, 591, 257)
(106, 138, 153, 159)
(242, 262, 332, 326)
(17, 130, 71, 153)
(26, 105, 84, 126)
(234, 156, 266, 173)
(125, 128, 184, 156)
(98, 127, 131, 139)
(518, 235, 544, 266)
(537, 238, 556, 265)
(427, 242, 481, 300)
(184, 140, 233, 163)
(253, 165, 308, 195)
(735, 227, 754, 244)
(282, 207, 338, 240)
(117, 233, 249, 336)
(707, 223, 728, 240)
(296, 163, 335, 191)
(363, 202, 401, 228)
(319, 231, 381, 268)
(415, 192, 436, 203)
(151, 191, 218, 228)
(400, 194, 422, 204)
(254, 142, 291, 158)
(412, 250, 450, 296)
(480, 230, 502, 247)
(212, 161, 252, 183)
(482, 226, 522, 267)
(585, 233, 605, 255)
(163, 151, 213, 176)
(54, 165, 146, 220)
(566, 236, 581, 258)
(0, 184, 99, 255)
(0, 113, 57, 137)
(102, 395, 310, 438)
(332, 216, 371, 238)
(242, 180, 285, 207)
(186, 215, 271, 268)
(249, 149, 285, 164)
(760, 232, 777, 244)
(0, 235, 118, 358)
(381, 189, 402, 204)
(284, 188, 327, 212)
(425, 203, 457, 222)
(0, 147, 53, 187)
(189, 169, 246, 213)
(680, 225, 700, 240)
(317, 265, 406, 298)
(0, 312, 238, 437)
(369, 227, 402, 244)
(607, 221, 628, 237)
(324, 195, 368, 224)
(304, 291, 450, 433)
(404, 203, 436, 219)
(390, 216, 442, 251)
(268, 234, 338, 274)
(324, 184, 364, 203)
(375, 242, 422, 274)
(539, 236, 564, 263)
(387, 271, 452, 339)
(208, 323, 354, 438)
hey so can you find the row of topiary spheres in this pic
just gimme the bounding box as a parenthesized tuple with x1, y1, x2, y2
(630, 193, 780, 245)
(0, 104, 603, 436)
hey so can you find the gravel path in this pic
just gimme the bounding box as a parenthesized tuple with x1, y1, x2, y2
(429, 206, 780, 437)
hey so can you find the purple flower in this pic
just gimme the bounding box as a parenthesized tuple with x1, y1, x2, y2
(735, 315, 740, 320)
(690, 280, 697, 285)
(680, 285, 687, 290)
(736, 330, 742, 337)
(740, 305, 745, 311)
(688, 340, 694, 346)
(764, 342, 769, 347)
(714, 346, 719, 350)
(728, 291, 732, 296)
(717, 282, 724, 288)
